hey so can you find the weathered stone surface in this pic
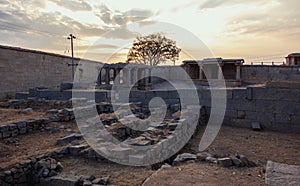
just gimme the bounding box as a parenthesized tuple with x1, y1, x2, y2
(230, 156, 243, 167)
(92, 176, 110, 185)
(251, 122, 262, 131)
(238, 155, 250, 167)
(206, 156, 217, 164)
(21, 108, 33, 114)
(56, 133, 83, 146)
(266, 161, 300, 186)
(68, 144, 89, 156)
(196, 152, 212, 161)
(217, 158, 233, 167)
(40, 175, 79, 186)
(173, 153, 197, 166)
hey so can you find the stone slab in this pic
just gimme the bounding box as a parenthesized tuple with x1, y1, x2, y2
(266, 161, 300, 186)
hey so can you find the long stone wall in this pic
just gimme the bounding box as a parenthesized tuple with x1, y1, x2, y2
(0, 45, 102, 98)
(200, 86, 300, 132)
(241, 65, 300, 84)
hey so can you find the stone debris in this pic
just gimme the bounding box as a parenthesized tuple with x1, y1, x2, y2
(171, 152, 255, 168)
(47, 108, 75, 122)
(196, 152, 213, 161)
(56, 133, 83, 146)
(0, 157, 63, 185)
(217, 158, 233, 167)
(172, 153, 197, 166)
(21, 107, 33, 114)
(206, 156, 218, 164)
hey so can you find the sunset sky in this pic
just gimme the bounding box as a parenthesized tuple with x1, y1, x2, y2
(0, 0, 299, 65)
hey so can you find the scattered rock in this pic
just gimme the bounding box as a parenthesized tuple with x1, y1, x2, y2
(238, 155, 250, 167)
(206, 156, 217, 164)
(46, 109, 59, 115)
(217, 158, 233, 167)
(196, 152, 212, 161)
(230, 155, 243, 167)
(92, 176, 110, 185)
(56, 133, 83, 146)
(71, 140, 80, 146)
(173, 153, 197, 166)
(21, 108, 33, 114)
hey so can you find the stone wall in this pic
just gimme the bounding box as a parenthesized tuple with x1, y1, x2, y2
(241, 65, 300, 84)
(199, 86, 300, 132)
(0, 45, 101, 98)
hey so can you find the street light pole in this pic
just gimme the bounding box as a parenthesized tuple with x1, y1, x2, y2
(67, 34, 76, 81)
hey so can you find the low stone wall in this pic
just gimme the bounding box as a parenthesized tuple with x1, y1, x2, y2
(0, 118, 49, 139)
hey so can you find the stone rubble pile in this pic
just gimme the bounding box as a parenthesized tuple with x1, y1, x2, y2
(47, 108, 75, 122)
(0, 156, 63, 185)
(0, 118, 49, 139)
(172, 152, 257, 168)
(40, 174, 110, 186)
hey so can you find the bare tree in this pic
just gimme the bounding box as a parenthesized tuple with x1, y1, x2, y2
(126, 33, 181, 66)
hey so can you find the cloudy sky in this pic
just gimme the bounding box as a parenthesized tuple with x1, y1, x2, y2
(0, 0, 299, 64)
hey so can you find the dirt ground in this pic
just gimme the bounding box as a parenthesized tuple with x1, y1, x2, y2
(0, 108, 45, 125)
(143, 126, 300, 185)
(0, 108, 299, 185)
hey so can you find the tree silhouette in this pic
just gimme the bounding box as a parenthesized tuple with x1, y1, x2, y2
(126, 33, 181, 66)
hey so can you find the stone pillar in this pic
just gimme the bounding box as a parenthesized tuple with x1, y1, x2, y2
(145, 68, 149, 85)
(133, 68, 138, 85)
(218, 65, 223, 80)
(105, 67, 110, 85)
(97, 70, 102, 85)
(148, 68, 152, 84)
(115, 68, 120, 85)
(199, 64, 203, 80)
(126, 68, 131, 86)
(236, 65, 241, 81)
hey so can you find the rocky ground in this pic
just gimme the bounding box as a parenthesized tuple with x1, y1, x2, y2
(0, 99, 299, 185)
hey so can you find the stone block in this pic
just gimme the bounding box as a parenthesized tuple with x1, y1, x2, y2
(237, 110, 246, 119)
(2, 130, 11, 138)
(251, 122, 262, 131)
(19, 127, 27, 134)
(60, 82, 73, 91)
(228, 99, 256, 111)
(68, 144, 89, 156)
(255, 100, 275, 112)
(231, 119, 252, 128)
(0, 125, 9, 132)
(266, 161, 300, 186)
(274, 101, 299, 115)
(290, 115, 300, 125)
(244, 111, 258, 120)
(11, 129, 19, 137)
(15, 121, 27, 129)
(217, 158, 233, 167)
(232, 89, 247, 99)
